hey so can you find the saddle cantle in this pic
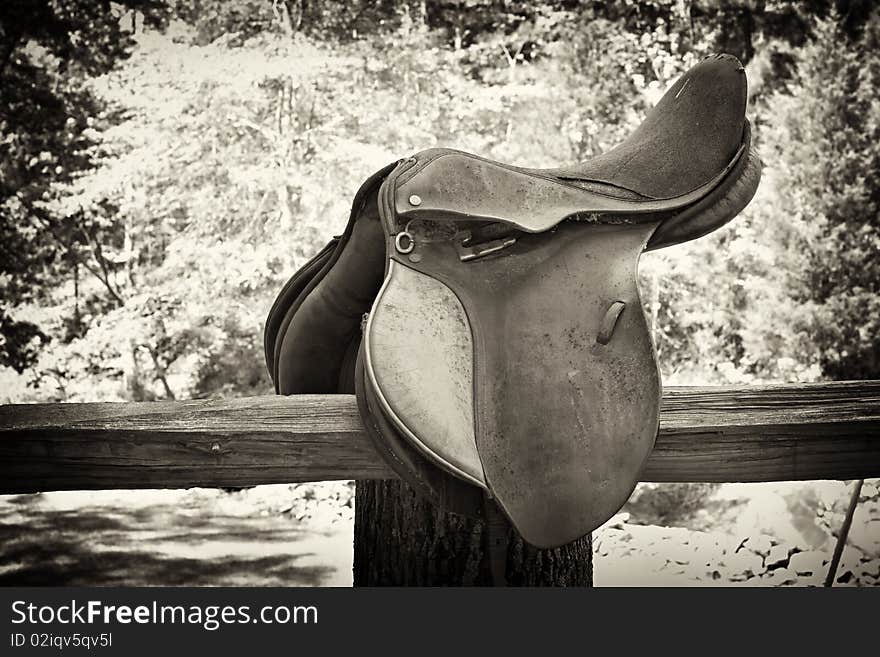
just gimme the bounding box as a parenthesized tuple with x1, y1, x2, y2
(265, 54, 762, 549)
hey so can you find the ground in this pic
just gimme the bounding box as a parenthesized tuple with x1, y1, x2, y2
(596, 480, 880, 586)
(1, 481, 878, 586)
(0, 485, 354, 586)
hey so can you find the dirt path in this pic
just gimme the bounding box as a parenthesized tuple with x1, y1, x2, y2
(0, 488, 353, 586)
(2, 482, 877, 586)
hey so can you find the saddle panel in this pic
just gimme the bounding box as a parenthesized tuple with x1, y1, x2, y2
(274, 164, 394, 395)
(263, 237, 338, 384)
(647, 138, 762, 250)
(276, 200, 385, 394)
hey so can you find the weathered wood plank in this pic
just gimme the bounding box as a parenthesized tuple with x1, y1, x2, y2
(653, 381, 880, 482)
(1, 382, 878, 494)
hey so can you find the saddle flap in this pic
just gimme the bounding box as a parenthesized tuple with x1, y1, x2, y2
(467, 222, 661, 547)
(365, 220, 661, 548)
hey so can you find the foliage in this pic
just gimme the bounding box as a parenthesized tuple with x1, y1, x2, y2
(1, 1, 878, 404)
(0, 0, 168, 373)
(763, 13, 880, 380)
(624, 482, 721, 526)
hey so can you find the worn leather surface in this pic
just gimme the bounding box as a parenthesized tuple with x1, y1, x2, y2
(551, 53, 748, 198)
(392, 146, 741, 232)
(355, 342, 484, 517)
(386, 54, 753, 245)
(367, 221, 661, 548)
(365, 261, 484, 486)
(646, 122, 761, 249)
(264, 237, 336, 383)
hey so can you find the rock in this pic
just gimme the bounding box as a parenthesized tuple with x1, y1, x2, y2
(821, 546, 868, 586)
(721, 550, 764, 580)
(854, 558, 880, 582)
(788, 550, 827, 576)
(765, 544, 791, 569)
(832, 570, 859, 586)
(835, 545, 866, 580)
(762, 568, 798, 587)
(743, 534, 773, 556)
(604, 512, 630, 529)
(847, 512, 880, 555)
(292, 485, 313, 500)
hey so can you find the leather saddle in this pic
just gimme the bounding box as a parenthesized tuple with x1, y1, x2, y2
(264, 54, 762, 549)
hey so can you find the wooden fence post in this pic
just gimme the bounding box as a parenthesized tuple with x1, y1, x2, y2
(353, 480, 592, 586)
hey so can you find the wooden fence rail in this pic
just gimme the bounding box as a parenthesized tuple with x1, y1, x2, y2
(1, 382, 879, 495)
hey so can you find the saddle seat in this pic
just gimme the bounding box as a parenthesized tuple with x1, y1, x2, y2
(389, 53, 751, 250)
(264, 54, 762, 549)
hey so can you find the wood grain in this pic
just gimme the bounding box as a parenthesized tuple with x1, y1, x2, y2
(1, 382, 878, 494)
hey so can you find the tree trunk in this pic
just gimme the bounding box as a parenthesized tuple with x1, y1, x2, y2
(353, 480, 593, 586)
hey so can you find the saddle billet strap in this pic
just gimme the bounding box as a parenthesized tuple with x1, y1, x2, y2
(456, 222, 521, 261)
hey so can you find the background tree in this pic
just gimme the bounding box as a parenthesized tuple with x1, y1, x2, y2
(0, 0, 167, 382)
(763, 13, 880, 380)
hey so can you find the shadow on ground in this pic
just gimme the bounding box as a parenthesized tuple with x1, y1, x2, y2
(0, 491, 353, 586)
